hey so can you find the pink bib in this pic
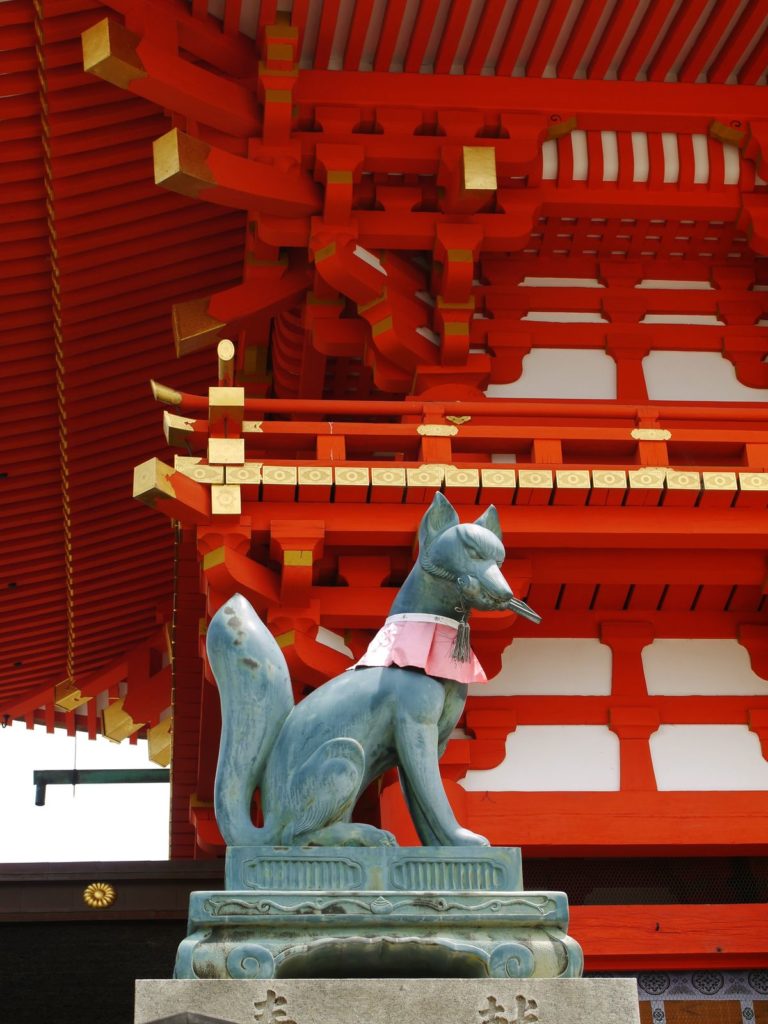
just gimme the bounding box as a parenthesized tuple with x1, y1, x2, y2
(353, 613, 487, 685)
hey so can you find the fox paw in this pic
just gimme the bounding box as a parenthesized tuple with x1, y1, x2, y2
(450, 827, 491, 846)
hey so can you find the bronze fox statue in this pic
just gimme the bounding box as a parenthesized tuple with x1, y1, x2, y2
(207, 492, 539, 848)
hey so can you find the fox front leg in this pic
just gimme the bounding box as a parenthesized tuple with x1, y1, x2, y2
(394, 685, 489, 847)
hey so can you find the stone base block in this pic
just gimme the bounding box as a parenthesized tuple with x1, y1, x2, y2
(136, 978, 640, 1024)
(175, 848, 581, 982)
(224, 844, 523, 892)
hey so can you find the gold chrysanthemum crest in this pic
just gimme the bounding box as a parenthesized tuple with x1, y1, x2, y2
(83, 882, 116, 908)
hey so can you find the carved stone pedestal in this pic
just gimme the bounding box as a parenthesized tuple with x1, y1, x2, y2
(136, 978, 640, 1024)
(173, 847, 582, 981)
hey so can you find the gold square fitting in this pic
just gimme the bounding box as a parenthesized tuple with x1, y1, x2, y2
(406, 467, 444, 487)
(171, 295, 225, 356)
(284, 550, 313, 567)
(202, 547, 225, 572)
(82, 18, 146, 89)
(174, 457, 224, 484)
(262, 465, 297, 486)
(555, 470, 590, 489)
(666, 470, 700, 490)
(163, 411, 196, 448)
(371, 468, 406, 487)
(209, 386, 245, 428)
(628, 468, 666, 489)
(102, 697, 144, 743)
(133, 458, 176, 507)
(154, 128, 214, 198)
(462, 146, 497, 191)
(481, 468, 516, 488)
(211, 484, 242, 515)
(518, 470, 553, 488)
(208, 437, 245, 465)
(226, 464, 262, 484)
(702, 472, 737, 490)
(54, 680, 90, 712)
(147, 718, 172, 768)
(298, 467, 333, 486)
(592, 470, 627, 489)
(739, 473, 768, 491)
(445, 467, 480, 488)
(334, 467, 369, 487)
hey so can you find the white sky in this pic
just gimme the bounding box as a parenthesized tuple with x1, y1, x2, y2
(0, 722, 170, 862)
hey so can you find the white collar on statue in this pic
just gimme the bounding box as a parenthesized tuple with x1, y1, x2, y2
(384, 612, 460, 630)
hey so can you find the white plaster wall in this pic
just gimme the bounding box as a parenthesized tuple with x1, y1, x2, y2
(316, 626, 353, 659)
(643, 639, 768, 695)
(521, 277, 602, 288)
(485, 348, 617, 399)
(650, 725, 768, 790)
(643, 351, 768, 401)
(460, 725, 620, 791)
(482, 638, 612, 695)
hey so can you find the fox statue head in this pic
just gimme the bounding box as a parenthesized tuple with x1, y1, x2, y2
(390, 492, 540, 623)
(419, 493, 511, 612)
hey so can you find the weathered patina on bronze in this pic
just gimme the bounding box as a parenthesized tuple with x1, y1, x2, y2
(208, 492, 540, 849)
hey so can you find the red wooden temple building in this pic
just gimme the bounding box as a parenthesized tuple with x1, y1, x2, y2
(3, 0, 768, 1019)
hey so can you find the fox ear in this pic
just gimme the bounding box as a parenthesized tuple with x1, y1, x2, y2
(419, 491, 459, 551)
(474, 505, 503, 541)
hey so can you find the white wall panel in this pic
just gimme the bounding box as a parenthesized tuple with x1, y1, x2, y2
(643, 351, 768, 401)
(485, 348, 616, 399)
(643, 639, 768, 695)
(651, 725, 768, 790)
(483, 638, 612, 695)
(316, 627, 353, 659)
(460, 725, 620, 791)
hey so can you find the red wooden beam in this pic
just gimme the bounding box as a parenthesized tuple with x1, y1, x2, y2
(463, 791, 768, 855)
(587, 1, 638, 80)
(313, 0, 341, 70)
(343, 0, 375, 71)
(647, 0, 712, 82)
(525, 0, 571, 78)
(403, 1, 439, 73)
(464, 0, 508, 75)
(556, 0, 606, 78)
(495, 0, 542, 76)
(738, 24, 768, 85)
(618, 0, 678, 82)
(294, 71, 768, 133)
(708, 2, 768, 84)
(678, 3, 741, 82)
(434, 0, 473, 75)
(153, 128, 321, 216)
(82, 19, 259, 137)
(98, 0, 256, 75)
(572, 904, 768, 971)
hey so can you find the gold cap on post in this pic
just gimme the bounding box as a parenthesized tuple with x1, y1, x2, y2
(82, 18, 146, 90)
(217, 338, 236, 386)
(150, 380, 182, 407)
(462, 146, 497, 191)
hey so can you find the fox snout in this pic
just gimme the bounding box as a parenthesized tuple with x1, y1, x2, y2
(458, 561, 515, 610)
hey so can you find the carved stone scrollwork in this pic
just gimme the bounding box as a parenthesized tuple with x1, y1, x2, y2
(489, 941, 536, 978)
(226, 942, 275, 979)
